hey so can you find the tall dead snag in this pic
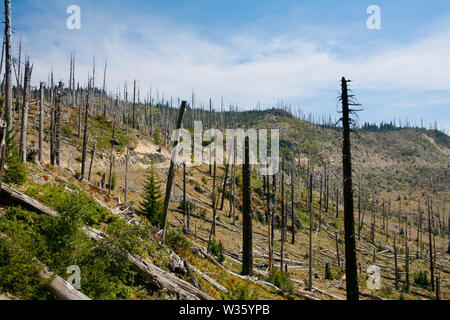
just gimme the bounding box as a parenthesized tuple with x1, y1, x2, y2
(52, 82, 64, 167)
(124, 146, 129, 202)
(88, 141, 97, 182)
(266, 165, 273, 271)
(4, 0, 12, 130)
(132, 80, 136, 129)
(335, 232, 341, 267)
(160, 101, 187, 243)
(219, 163, 229, 210)
(101, 60, 107, 117)
(340, 77, 359, 300)
(280, 158, 285, 271)
(241, 136, 253, 276)
(38, 82, 44, 162)
(291, 166, 295, 244)
(80, 82, 91, 180)
(183, 161, 187, 228)
(394, 236, 399, 291)
(0, 121, 6, 189)
(208, 142, 217, 245)
(427, 199, 435, 291)
(108, 111, 117, 194)
(404, 214, 410, 292)
(19, 59, 33, 163)
(308, 172, 313, 291)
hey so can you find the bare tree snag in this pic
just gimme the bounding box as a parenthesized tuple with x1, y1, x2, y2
(427, 199, 435, 291)
(280, 158, 285, 271)
(88, 141, 97, 182)
(38, 82, 44, 162)
(308, 172, 313, 291)
(19, 59, 33, 163)
(80, 83, 91, 180)
(52, 82, 64, 167)
(4, 0, 12, 130)
(340, 77, 359, 300)
(241, 136, 253, 276)
(291, 166, 295, 244)
(160, 101, 187, 243)
(394, 236, 399, 291)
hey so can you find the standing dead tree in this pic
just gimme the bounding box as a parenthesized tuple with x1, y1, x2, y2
(80, 81, 91, 180)
(280, 158, 285, 271)
(38, 82, 44, 163)
(427, 199, 435, 291)
(339, 77, 359, 300)
(241, 136, 253, 276)
(51, 82, 64, 167)
(160, 101, 187, 243)
(291, 166, 295, 244)
(88, 141, 97, 182)
(108, 110, 117, 194)
(19, 59, 33, 163)
(4, 0, 12, 130)
(308, 172, 313, 291)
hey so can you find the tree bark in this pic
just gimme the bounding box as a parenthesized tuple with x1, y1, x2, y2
(241, 136, 253, 276)
(160, 101, 187, 242)
(80, 84, 91, 180)
(340, 77, 359, 300)
(19, 59, 33, 163)
(38, 82, 45, 162)
(4, 0, 12, 130)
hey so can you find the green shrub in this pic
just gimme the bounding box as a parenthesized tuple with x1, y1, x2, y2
(154, 127, 162, 146)
(62, 125, 73, 138)
(325, 263, 333, 280)
(0, 237, 51, 300)
(165, 230, 190, 253)
(414, 271, 429, 287)
(268, 269, 294, 296)
(2, 129, 27, 186)
(208, 239, 224, 263)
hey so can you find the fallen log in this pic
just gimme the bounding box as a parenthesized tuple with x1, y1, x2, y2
(2, 184, 213, 300)
(189, 264, 228, 294)
(84, 227, 214, 300)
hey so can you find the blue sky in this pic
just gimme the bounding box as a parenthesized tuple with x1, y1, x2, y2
(10, 0, 450, 132)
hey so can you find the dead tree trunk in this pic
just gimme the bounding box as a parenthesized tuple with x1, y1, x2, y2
(52, 82, 63, 167)
(280, 159, 285, 271)
(108, 111, 117, 194)
(241, 136, 253, 276)
(340, 77, 359, 300)
(394, 236, 399, 291)
(124, 146, 129, 202)
(88, 141, 97, 182)
(80, 83, 91, 180)
(38, 82, 44, 162)
(183, 161, 187, 228)
(160, 101, 187, 243)
(308, 172, 313, 291)
(219, 163, 229, 210)
(291, 166, 295, 244)
(427, 199, 435, 291)
(4, 0, 12, 130)
(0, 123, 6, 189)
(335, 231, 341, 267)
(19, 59, 33, 163)
(404, 215, 410, 292)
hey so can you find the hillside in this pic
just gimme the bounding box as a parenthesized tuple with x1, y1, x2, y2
(0, 101, 448, 301)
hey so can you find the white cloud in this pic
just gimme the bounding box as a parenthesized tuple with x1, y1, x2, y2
(18, 4, 450, 117)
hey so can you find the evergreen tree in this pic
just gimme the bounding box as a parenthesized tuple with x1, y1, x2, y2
(3, 128, 27, 185)
(140, 159, 163, 226)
